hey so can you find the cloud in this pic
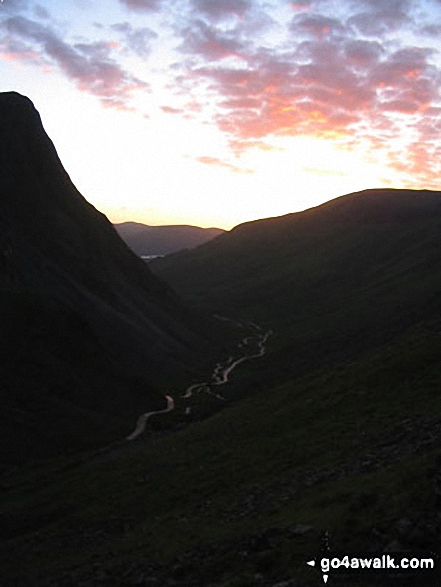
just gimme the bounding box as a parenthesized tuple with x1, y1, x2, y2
(1, 16, 149, 109)
(33, 5, 50, 19)
(370, 47, 439, 115)
(171, 0, 441, 188)
(290, 13, 347, 38)
(347, 0, 413, 36)
(111, 22, 157, 58)
(290, 2, 313, 11)
(387, 139, 440, 186)
(0, 39, 42, 64)
(197, 155, 254, 174)
(5, 0, 437, 188)
(178, 19, 245, 61)
(228, 138, 280, 154)
(100, 97, 136, 112)
(190, 0, 252, 20)
(73, 40, 120, 60)
(349, 11, 410, 35)
(350, 0, 411, 11)
(161, 105, 184, 113)
(420, 23, 441, 36)
(118, 0, 162, 12)
(1, 0, 29, 14)
(188, 35, 378, 141)
(343, 39, 384, 67)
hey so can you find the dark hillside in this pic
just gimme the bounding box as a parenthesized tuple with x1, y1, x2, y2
(152, 188, 441, 379)
(2, 310, 441, 587)
(0, 92, 217, 468)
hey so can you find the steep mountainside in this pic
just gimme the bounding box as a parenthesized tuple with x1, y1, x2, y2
(0, 92, 217, 468)
(114, 222, 225, 256)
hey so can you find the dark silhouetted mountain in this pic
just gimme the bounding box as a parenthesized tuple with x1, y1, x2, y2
(152, 188, 441, 379)
(114, 222, 225, 256)
(0, 92, 216, 468)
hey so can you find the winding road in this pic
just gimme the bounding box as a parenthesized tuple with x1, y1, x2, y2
(126, 319, 272, 441)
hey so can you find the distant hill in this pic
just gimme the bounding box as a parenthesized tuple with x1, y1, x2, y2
(0, 92, 218, 468)
(114, 222, 225, 256)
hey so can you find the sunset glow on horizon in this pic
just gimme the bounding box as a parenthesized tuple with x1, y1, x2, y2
(1, 0, 440, 229)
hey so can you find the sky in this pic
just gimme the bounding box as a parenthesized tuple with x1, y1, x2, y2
(1, 0, 440, 229)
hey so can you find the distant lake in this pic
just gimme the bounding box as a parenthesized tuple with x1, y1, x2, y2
(141, 255, 165, 262)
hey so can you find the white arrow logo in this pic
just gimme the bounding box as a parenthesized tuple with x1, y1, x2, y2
(306, 558, 329, 583)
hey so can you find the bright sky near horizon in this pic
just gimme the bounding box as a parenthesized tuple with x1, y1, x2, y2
(1, 0, 440, 229)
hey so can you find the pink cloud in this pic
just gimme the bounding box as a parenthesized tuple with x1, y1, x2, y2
(100, 97, 135, 112)
(228, 138, 280, 154)
(161, 105, 184, 114)
(379, 99, 420, 114)
(290, 13, 347, 38)
(387, 141, 440, 186)
(173, 9, 441, 186)
(4, 0, 439, 189)
(290, 2, 312, 11)
(220, 96, 262, 109)
(0, 37, 43, 64)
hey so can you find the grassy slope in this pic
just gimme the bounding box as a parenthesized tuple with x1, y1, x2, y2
(1, 314, 441, 586)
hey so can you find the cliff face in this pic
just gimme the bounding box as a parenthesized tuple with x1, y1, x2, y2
(0, 92, 162, 295)
(0, 92, 211, 468)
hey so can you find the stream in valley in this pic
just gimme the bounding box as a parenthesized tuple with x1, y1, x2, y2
(126, 319, 272, 440)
